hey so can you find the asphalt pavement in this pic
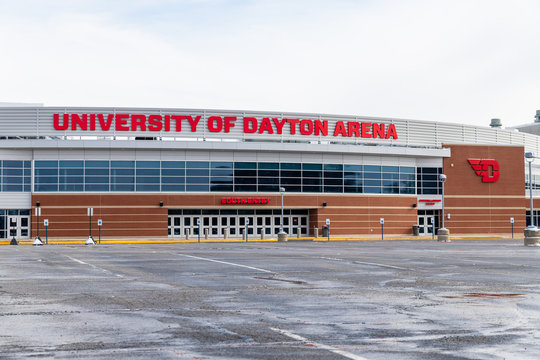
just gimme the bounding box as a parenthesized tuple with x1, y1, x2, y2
(1, 239, 539, 359)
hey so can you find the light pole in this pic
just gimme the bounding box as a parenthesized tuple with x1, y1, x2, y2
(440, 174, 447, 229)
(437, 173, 450, 242)
(524, 152, 540, 246)
(525, 152, 536, 229)
(278, 187, 287, 242)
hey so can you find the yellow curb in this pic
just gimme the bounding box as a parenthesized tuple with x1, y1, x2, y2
(0, 235, 521, 245)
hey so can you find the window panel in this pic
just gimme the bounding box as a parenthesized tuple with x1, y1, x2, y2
(85, 160, 109, 168)
(187, 161, 209, 168)
(259, 163, 279, 169)
(161, 177, 185, 184)
(161, 161, 185, 168)
(136, 161, 160, 168)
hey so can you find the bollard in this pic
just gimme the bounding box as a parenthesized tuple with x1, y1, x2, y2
(524, 228, 540, 246)
(261, 230, 264, 240)
(313, 227, 318, 238)
(297, 227, 301, 238)
(185, 229, 190, 240)
(277, 232, 288, 242)
(242, 229, 246, 241)
(223, 229, 228, 239)
(205, 228, 209, 240)
(437, 228, 450, 242)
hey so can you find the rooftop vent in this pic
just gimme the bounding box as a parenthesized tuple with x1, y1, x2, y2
(535, 110, 540, 123)
(490, 118, 502, 128)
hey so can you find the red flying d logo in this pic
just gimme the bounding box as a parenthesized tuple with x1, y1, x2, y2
(468, 159, 500, 183)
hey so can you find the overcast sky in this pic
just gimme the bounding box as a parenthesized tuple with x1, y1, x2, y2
(1, 0, 539, 127)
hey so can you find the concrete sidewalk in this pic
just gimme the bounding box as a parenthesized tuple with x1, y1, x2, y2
(0, 233, 521, 245)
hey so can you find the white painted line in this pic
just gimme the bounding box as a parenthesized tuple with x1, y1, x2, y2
(353, 261, 409, 271)
(319, 256, 409, 270)
(65, 255, 124, 278)
(270, 327, 370, 360)
(178, 254, 274, 273)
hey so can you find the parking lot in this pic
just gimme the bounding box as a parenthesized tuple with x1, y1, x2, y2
(1, 239, 540, 359)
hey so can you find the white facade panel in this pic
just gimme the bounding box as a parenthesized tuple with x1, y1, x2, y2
(0, 193, 31, 208)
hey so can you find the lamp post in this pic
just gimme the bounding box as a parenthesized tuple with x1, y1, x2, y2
(278, 187, 287, 242)
(437, 173, 450, 242)
(440, 174, 447, 229)
(525, 152, 536, 229)
(524, 152, 540, 246)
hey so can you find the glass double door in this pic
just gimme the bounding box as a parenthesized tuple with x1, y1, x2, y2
(6, 212, 30, 239)
(168, 214, 309, 238)
(417, 210, 440, 235)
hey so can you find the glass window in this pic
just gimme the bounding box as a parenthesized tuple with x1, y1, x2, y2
(344, 164, 362, 171)
(136, 161, 160, 168)
(186, 169, 209, 177)
(258, 185, 279, 192)
(259, 177, 279, 184)
(281, 163, 301, 170)
(111, 184, 135, 191)
(85, 160, 109, 168)
(85, 168, 109, 176)
(162, 177, 185, 184)
(259, 163, 279, 169)
(364, 165, 381, 172)
(162, 161, 185, 168)
(211, 162, 233, 169)
(60, 160, 84, 168)
(303, 163, 322, 170)
(235, 162, 256, 169)
(187, 184, 209, 191)
(400, 166, 415, 174)
(186, 177, 209, 184)
(162, 168, 185, 176)
(162, 184, 185, 191)
(187, 161, 209, 169)
(382, 166, 399, 173)
(136, 184, 160, 191)
(85, 184, 109, 191)
(212, 169, 233, 177)
(324, 186, 342, 193)
(35, 160, 58, 168)
(235, 185, 256, 192)
(324, 164, 343, 171)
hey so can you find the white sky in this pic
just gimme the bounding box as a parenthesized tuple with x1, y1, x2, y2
(1, 0, 539, 127)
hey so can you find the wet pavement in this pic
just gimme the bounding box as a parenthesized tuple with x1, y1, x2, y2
(1, 239, 540, 359)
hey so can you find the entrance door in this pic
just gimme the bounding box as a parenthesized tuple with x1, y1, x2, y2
(417, 210, 439, 235)
(7, 215, 30, 239)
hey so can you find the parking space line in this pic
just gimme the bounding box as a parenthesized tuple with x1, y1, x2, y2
(65, 255, 124, 278)
(319, 257, 409, 270)
(270, 327, 370, 360)
(177, 254, 274, 273)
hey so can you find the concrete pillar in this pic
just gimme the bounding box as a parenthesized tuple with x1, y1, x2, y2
(524, 228, 540, 246)
(242, 229, 247, 241)
(437, 228, 450, 242)
(223, 229, 228, 239)
(185, 229, 190, 240)
(278, 232, 288, 242)
(204, 228, 209, 240)
(313, 227, 318, 238)
(260, 231, 264, 240)
(297, 228, 301, 238)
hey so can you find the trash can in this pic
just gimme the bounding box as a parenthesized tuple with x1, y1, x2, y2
(412, 225, 420, 236)
(322, 225, 329, 237)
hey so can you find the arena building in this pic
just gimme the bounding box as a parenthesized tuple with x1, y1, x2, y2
(0, 106, 539, 240)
